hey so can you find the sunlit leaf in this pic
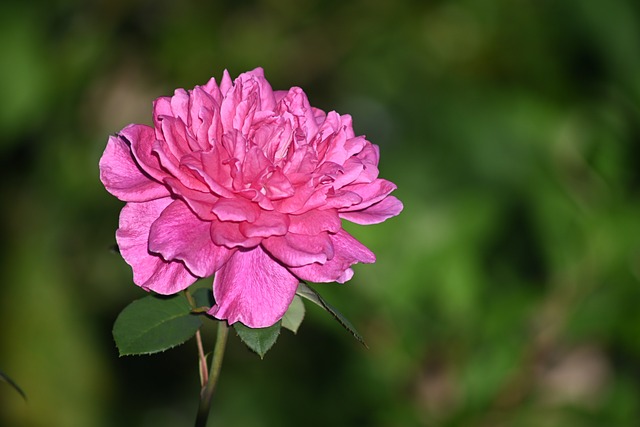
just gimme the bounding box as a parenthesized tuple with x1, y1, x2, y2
(0, 369, 26, 401)
(113, 294, 203, 356)
(296, 282, 367, 348)
(282, 295, 305, 334)
(233, 321, 281, 359)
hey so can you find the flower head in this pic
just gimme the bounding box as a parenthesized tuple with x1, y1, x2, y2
(100, 68, 403, 328)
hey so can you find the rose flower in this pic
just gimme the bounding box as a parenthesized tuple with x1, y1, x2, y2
(99, 68, 403, 328)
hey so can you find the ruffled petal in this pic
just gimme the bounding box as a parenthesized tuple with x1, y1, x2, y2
(209, 246, 299, 328)
(340, 179, 397, 212)
(288, 209, 341, 235)
(116, 198, 197, 294)
(148, 199, 234, 277)
(153, 138, 210, 192)
(99, 135, 170, 202)
(288, 229, 375, 283)
(181, 150, 235, 198)
(278, 87, 319, 141)
(263, 168, 295, 200)
(163, 177, 219, 220)
(210, 220, 262, 248)
(211, 197, 260, 222)
(339, 195, 404, 225)
(262, 232, 333, 267)
(239, 210, 289, 238)
(119, 124, 167, 183)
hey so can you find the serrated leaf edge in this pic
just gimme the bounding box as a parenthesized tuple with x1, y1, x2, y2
(233, 321, 282, 359)
(296, 282, 368, 348)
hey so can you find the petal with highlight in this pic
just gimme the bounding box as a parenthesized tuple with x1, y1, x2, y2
(209, 247, 299, 328)
(339, 196, 404, 225)
(288, 229, 375, 283)
(116, 198, 197, 294)
(99, 135, 170, 202)
(210, 220, 262, 249)
(148, 199, 234, 277)
(262, 232, 334, 267)
(119, 124, 167, 183)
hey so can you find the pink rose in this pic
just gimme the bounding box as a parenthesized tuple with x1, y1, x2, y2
(99, 68, 403, 328)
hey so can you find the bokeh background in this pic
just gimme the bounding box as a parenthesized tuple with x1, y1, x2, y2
(1, 0, 639, 426)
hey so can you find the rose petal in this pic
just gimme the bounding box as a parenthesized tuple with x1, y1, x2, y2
(278, 87, 319, 140)
(211, 197, 260, 222)
(263, 168, 295, 200)
(239, 210, 289, 238)
(210, 220, 262, 248)
(340, 179, 397, 212)
(262, 232, 334, 267)
(209, 246, 299, 328)
(148, 199, 234, 277)
(157, 115, 192, 159)
(99, 135, 170, 202)
(153, 138, 210, 192)
(301, 188, 362, 212)
(119, 124, 167, 183)
(288, 229, 375, 283)
(116, 198, 197, 294)
(190, 86, 219, 150)
(170, 88, 190, 126)
(288, 209, 341, 235)
(182, 150, 235, 198)
(339, 195, 404, 225)
(162, 177, 219, 220)
(242, 146, 271, 183)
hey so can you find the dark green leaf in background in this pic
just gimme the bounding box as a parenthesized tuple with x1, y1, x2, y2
(113, 294, 203, 356)
(233, 321, 281, 359)
(296, 282, 367, 348)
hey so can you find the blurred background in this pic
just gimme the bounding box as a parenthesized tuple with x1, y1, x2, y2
(1, 0, 639, 426)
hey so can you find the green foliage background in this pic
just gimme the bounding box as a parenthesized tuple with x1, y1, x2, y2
(1, 0, 639, 426)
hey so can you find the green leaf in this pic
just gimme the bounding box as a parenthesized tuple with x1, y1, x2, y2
(113, 294, 203, 356)
(282, 295, 305, 334)
(233, 321, 281, 359)
(0, 369, 26, 401)
(296, 282, 368, 348)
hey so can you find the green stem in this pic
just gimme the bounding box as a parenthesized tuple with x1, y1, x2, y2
(195, 321, 229, 427)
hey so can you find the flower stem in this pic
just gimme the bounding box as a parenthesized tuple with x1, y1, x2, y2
(184, 290, 209, 388)
(195, 320, 229, 427)
(195, 329, 208, 387)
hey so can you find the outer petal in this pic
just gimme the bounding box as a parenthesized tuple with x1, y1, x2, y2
(288, 229, 375, 283)
(209, 246, 299, 328)
(99, 135, 170, 202)
(116, 198, 198, 294)
(148, 199, 234, 277)
(339, 196, 404, 225)
(119, 124, 167, 183)
(340, 179, 397, 212)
